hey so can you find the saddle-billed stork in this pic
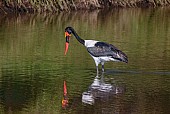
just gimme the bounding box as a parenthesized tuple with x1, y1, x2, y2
(64, 27, 128, 73)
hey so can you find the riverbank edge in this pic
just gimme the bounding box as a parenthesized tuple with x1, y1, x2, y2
(0, 0, 170, 14)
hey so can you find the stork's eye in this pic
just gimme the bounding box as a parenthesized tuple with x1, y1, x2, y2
(67, 30, 72, 34)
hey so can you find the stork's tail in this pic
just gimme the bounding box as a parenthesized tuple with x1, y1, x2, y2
(114, 50, 128, 63)
(109, 44, 128, 63)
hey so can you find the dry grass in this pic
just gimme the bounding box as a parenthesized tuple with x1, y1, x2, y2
(0, 0, 170, 14)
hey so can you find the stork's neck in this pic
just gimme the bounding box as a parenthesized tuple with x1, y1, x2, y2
(71, 29, 85, 45)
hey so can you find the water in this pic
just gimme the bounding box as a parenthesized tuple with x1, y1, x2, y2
(0, 8, 170, 114)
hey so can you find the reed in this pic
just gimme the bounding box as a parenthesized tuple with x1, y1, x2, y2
(0, 0, 170, 14)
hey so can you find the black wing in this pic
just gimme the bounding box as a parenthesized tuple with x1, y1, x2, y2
(87, 42, 128, 63)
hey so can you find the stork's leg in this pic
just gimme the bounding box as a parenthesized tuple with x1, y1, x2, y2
(101, 62, 105, 72)
(94, 60, 99, 75)
(102, 65, 104, 72)
(96, 66, 99, 75)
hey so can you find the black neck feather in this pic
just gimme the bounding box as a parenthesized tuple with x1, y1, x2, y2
(70, 28, 85, 45)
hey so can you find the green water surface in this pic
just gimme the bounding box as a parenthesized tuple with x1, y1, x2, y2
(0, 8, 170, 114)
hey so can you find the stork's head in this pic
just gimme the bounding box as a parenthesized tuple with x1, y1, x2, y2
(64, 27, 72, 55)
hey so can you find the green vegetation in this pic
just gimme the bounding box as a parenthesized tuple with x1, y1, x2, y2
(0, 0, 170, 14)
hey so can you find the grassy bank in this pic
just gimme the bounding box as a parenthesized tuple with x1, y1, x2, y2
(0, 0, 170, 14)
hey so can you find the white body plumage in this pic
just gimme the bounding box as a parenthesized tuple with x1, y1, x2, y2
(84, 40, 118, 70)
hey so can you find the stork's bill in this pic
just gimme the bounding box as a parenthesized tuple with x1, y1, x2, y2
(65, 31, 71, 55)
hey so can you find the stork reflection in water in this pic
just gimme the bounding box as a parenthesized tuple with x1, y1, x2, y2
(82, 72, 125, 105)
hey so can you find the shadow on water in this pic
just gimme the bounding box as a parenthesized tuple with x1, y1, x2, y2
(0, 68, 38, 112)
(0, 64, 50, 112)
(105, 69, 170, 75)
